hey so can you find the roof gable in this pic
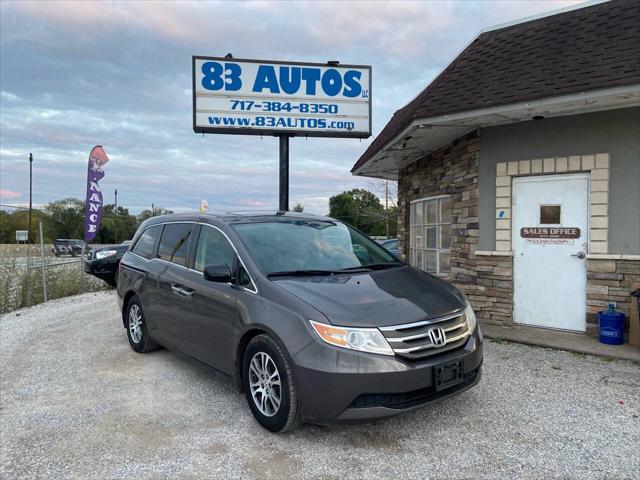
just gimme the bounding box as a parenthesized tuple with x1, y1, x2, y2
(353, 0, 640, 173)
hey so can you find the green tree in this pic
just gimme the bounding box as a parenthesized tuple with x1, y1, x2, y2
(292, 203, 304, 212)
(0, 208, 48, 243)
(329, 188, 387, 235)
(43, 198, 85, 240)
(137, 207, 174, 224)
(94, 205, 138, 244)
(329, 192, 357, 226)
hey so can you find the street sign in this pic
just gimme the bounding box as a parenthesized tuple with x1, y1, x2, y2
(193, 56, 371, 138)
(16, 230, 28, 242)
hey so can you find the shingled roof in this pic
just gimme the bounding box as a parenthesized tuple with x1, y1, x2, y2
(352, 0, 640, 173)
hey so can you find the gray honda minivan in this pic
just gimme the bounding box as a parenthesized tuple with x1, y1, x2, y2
(117, 212, 483, 432)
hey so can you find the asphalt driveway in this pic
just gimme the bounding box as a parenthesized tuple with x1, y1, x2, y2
(1, 291, 638, 479)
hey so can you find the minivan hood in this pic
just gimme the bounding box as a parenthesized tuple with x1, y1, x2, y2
(272, 266, 465, 328)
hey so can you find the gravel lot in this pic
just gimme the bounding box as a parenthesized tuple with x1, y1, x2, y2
(1, 291, 639, 479)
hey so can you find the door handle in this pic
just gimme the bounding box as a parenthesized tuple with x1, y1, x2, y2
(171, 284, 193, 298)
(571, 251, 586, 259)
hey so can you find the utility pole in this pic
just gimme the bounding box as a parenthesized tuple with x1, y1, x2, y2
(27, 153, 33, 307)
(151, 203, 155, 216)
(113, 188, 119, 244)
(385, 181, 389, 239)
(28, 153, 33, 242)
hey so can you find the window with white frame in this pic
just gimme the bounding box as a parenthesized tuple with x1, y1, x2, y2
(409, 196, 452, 275)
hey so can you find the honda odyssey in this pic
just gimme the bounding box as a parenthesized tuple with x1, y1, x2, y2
(117, 212, 483, 432)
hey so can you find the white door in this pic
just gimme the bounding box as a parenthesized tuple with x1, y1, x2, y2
(512, 173, 589, 331)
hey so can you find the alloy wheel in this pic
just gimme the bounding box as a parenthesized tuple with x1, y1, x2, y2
(129, 304, 142, 344)
(248, 352, 281, 417)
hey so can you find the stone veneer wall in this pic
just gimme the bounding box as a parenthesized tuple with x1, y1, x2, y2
(397, 133, 637, 332)
(587, 258, 640, 335)
(397, 130, 514, 325)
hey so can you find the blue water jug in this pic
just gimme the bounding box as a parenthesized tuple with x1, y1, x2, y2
(598, 304, 625, 345)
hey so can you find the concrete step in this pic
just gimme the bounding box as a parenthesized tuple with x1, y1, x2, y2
(480, 322, 640, 362)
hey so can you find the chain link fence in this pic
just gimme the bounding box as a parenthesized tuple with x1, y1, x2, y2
(0, 222, 110, 314)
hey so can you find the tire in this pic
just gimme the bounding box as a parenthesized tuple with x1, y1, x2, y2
(125, 296, 159, 353)
(243, 334, 302, 433)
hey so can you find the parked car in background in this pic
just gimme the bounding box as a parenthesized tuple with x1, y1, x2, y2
(84, 241, 131, 287)
(52, 239, 87, 257)
(117, 212, 482, 433)
(380, 238, 398, 256)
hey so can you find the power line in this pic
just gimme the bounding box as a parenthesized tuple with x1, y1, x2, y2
(0, 204, 30, 210)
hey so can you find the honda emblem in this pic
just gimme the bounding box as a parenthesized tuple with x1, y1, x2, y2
(428, 327, 447, 347)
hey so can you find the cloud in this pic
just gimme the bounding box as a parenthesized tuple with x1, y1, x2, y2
(1, 0, 583, 214)
(1, 91, 21, 102)
(0, 188, 22, 200)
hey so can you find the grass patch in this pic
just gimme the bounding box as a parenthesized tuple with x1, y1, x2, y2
(0, 246, 109, 314)
(488, 337, 508, 344)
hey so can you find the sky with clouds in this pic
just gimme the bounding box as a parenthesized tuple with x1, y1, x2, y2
(0, 0, 581, 214)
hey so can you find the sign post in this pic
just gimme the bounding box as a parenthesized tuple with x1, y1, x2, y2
(193, 56, 372, 210)
(279, 135, 289, 211)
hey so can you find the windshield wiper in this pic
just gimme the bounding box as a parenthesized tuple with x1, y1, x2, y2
(341, 261, 404, 272)
(267, 269, 344, 278)
(267, 263, 403, 278)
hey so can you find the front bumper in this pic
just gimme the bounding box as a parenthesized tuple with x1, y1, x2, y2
(291, 329, 483, 424)
(84, 259, 117, 283)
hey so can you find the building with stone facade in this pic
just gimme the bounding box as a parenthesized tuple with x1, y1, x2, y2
(352, 0, 639, 337)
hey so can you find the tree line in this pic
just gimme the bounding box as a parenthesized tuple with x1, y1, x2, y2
(1, 187, 397, 244)
(0, 198, 173, 244)
(328, 188, 397, 237)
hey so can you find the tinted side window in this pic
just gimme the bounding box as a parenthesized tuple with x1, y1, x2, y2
(194, 227, 236, 272)
(131, 225, 162, 260)
(238, 266, 251, 287)
(157, 223, 191, 266)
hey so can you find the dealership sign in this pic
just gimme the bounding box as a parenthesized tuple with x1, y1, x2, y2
(192, 56, 371, 138)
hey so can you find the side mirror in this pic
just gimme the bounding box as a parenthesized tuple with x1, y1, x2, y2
(203, 263, 232, 283)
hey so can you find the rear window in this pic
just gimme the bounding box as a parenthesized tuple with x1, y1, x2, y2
(383, 240, 397, 250)
(131, 225, 162, 260)
(157, 223, 192, 266)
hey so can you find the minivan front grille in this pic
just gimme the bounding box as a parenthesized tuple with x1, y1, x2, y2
(380, 310, 470, 360)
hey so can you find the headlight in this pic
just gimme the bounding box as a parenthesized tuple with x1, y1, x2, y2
(309, 320, 394, 356)
(464, 301, 477, 333)
(95, 250, 117, 260)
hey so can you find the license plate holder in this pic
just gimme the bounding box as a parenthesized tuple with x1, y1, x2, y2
(434, 360, 464, 391)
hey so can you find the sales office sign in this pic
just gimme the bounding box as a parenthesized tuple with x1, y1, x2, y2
(521, 227, 581, 245)
(192, 56, 371, 138)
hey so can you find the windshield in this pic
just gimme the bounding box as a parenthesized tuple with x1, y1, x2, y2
(232, 219, 398, 275)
